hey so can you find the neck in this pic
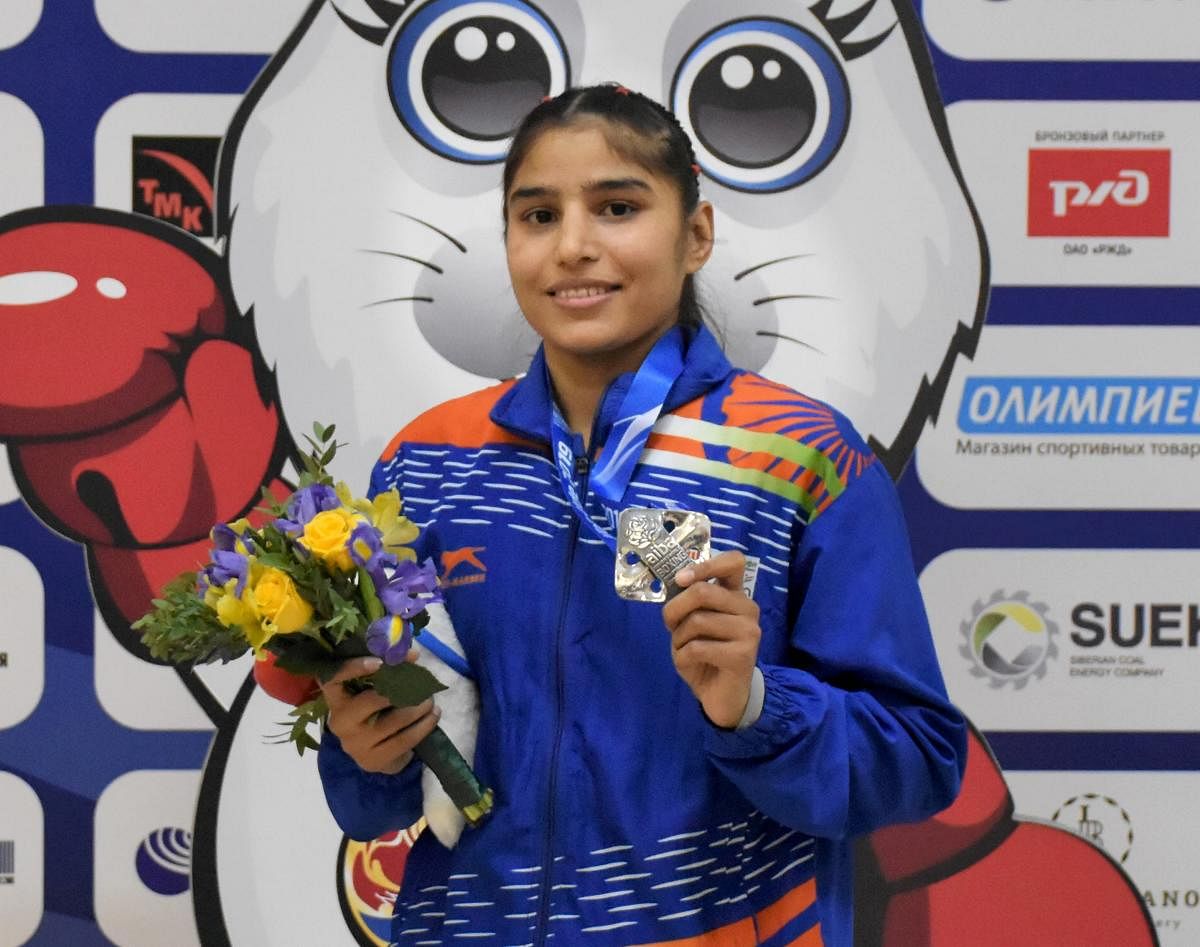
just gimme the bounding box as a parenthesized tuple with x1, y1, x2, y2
(544, 330, 673, 450)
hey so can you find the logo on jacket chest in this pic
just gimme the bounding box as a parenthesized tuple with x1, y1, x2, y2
(440, 546, 488, 588)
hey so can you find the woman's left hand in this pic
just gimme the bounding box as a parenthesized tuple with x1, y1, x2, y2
(662, 550, 761, 729)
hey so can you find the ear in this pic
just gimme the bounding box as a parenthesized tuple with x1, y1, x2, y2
(684, 201, 715, 274)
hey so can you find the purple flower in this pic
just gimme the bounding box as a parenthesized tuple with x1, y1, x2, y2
(378, 557, 443, 619)
(347, 522, 397, 580)
(275, 483, 340, 534)
(211, 522, 252, 553)
(206, 549, 250, 596)
(366, 615, 414, 665)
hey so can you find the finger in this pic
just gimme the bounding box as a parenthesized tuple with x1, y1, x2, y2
(672, 637, 758, 675)
(368, 703, 442, 765)
(364, 698, 436, 745)
(669, 610, 748, 649)
(674, 550, 747, 593)
(326, 656, 383, 687)
(663, 579, 759, 630)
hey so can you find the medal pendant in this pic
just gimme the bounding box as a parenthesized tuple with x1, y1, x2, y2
(614, 507, 711, 602)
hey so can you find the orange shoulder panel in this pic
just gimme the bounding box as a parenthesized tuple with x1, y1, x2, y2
(378, 380, 534, 460)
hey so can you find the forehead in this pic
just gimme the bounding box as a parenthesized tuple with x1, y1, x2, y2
(507, 124, 670, 193)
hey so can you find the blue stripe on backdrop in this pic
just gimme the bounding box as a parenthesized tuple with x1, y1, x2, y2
(0, 0, 265, 204)
(987, 287, 1200, 327)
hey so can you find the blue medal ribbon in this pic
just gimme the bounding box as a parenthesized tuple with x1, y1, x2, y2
(548, 327, 687, 551)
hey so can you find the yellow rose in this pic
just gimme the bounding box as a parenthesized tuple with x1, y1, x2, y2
(300, 507, 360, 572)
(207, 578, 256, 630)
(249, 567, 313, 648)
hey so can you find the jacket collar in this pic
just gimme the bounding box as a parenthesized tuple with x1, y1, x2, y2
(490, 324, 734, 446)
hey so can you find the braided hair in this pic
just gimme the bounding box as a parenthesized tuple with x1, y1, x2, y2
(502, 84, 708, 333)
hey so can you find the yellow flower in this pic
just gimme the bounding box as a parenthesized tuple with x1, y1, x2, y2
(247, 567, 313, 650)
(337, 484, 418, 561)
(206, 577, 256, 630)
(300, 507, 361, 572)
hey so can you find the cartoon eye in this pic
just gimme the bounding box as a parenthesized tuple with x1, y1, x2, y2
(388, 0, 569, 163)
(671, 18, 849, 192)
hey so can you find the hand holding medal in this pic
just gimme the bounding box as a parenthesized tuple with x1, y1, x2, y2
(661, 550, 762, 730)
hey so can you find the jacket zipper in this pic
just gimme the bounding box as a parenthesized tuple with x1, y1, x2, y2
(535, 452, 589, 945)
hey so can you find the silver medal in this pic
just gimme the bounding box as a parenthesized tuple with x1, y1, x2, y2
(614, 507, 711, 602)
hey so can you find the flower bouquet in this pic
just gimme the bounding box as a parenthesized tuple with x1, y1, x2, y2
(133, 423, 493, 833)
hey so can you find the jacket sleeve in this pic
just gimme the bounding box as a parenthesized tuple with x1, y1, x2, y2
(315, 451, 428, 840)
(703, 461, 967, 839)
(318, 728, 425, 840)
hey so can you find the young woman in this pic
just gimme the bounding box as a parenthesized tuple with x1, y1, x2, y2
(317, 85, 966, 947)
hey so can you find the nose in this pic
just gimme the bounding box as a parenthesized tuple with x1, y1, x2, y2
(555, 205, 598, 265)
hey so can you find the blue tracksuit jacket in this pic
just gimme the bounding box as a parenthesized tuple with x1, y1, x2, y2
(318, 325, 966, 946)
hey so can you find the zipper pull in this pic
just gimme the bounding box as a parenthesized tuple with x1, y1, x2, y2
(574, 455, 590, 477)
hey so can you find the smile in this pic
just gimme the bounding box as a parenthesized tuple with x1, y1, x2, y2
(550, 284, 620, 299)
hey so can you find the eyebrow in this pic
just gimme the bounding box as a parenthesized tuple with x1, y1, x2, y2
(508, 177, 653, 203)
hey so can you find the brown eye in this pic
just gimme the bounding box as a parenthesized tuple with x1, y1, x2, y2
(606, 202, 636, 217)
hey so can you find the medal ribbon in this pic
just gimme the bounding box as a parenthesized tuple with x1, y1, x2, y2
(549, 327, 686, 551)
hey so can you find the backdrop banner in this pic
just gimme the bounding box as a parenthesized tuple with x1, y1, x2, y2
(1, 2, 1193, 945)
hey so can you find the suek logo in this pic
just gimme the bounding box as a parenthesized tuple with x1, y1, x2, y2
(131, 136, 219, 236)
(1028, 149, 1170, 237)
(1052, 793, 1134, 865)
(440, 546, 487, 588)
(960, 590, 1058, 688)
(0, 839, 13, 884)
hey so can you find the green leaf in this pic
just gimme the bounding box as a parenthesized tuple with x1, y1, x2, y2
(269, 635, 340, 681)
(369, 662, 446, 708)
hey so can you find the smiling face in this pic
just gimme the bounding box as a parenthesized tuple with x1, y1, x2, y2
(503, 123, 713, 380)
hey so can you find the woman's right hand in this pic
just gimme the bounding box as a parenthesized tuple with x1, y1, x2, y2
(320, 656, 441, 775)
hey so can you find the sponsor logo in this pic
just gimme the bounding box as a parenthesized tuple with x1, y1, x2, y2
(338, 828, 416, 947)
(135, 827, 191, 896)
(0, 839, 13, 884)
(440, 546, 487, 588)
(131, 136, 219, 236)
(959, 376, 1200, 436)
(1028, 149, 1170, 237)
(0, 651, 7, 668)
(1052, 793, 1134, 864)
(960, 590, 1057, 688)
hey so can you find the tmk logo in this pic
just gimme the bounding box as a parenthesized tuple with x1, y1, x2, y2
(1028, 148, 1170, 237)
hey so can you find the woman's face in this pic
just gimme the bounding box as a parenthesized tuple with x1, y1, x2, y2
(503, 123, 713, 375)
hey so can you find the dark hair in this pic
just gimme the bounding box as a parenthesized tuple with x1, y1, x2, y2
(502, 84, 708, 332)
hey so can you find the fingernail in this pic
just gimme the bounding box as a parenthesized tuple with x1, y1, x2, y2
(676, 568, 695, 585)
(364, 657, 382, 671)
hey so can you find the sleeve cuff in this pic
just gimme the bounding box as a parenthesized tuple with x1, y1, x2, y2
(705, 662, 820, 760)
(735, 665, 765, 731)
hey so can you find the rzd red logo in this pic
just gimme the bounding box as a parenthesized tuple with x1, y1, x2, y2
(1027, 149, 1170, 237)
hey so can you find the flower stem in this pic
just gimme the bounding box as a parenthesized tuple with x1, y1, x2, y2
(413, 726, 494, 827)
